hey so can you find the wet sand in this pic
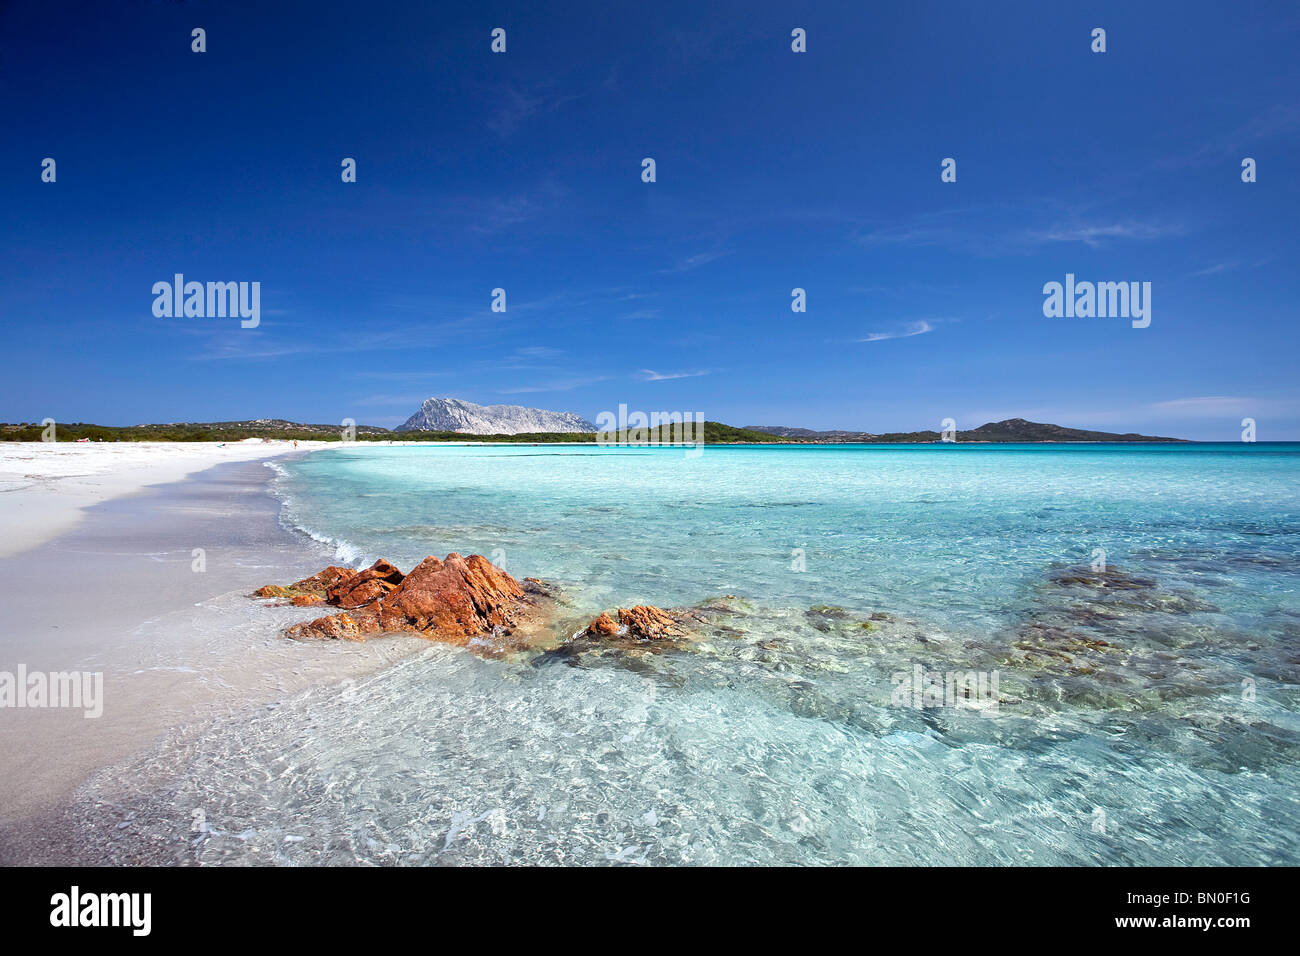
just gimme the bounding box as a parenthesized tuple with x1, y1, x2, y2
(0, 455, 427, 862)
(0, 441, 333, 558)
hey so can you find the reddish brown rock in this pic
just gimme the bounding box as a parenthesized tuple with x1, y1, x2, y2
(326, 559, 404, 609)
(290, 594, 325, 607)
(579, 605, 686, 641)
(586, 612, 620, 636)
(618, 605, 685, 640)
(292, 611, 374, 642)
(254, 584, 293, 598)
(254, 565, 356, 599)
(375, 554, 523, 635)
(294, 565, 355, 592)
(285, 553, 531, 645)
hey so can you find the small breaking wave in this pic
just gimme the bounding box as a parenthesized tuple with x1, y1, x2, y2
(264, 458, 370, 567)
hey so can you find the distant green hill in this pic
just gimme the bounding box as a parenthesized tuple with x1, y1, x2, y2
(0, 420, 391, 443)
(751, 418, 1184, 443)
(0, 416, 1182, 444)
(0, 419, 789, 444)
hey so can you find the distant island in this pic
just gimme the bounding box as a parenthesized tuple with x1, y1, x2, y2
(1, 416, 1184, 444)
(399, 398, 595, 435)
(746, 418, 1185, 443)
(1, 397, 1184, 443)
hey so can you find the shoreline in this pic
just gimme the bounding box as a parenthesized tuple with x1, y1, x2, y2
(1, 433, 1267, 566)
(0, 451, 429, 859)
(0, 440, 339, 559)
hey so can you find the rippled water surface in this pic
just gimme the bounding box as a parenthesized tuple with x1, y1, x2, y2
(84, 443, 1300, 864)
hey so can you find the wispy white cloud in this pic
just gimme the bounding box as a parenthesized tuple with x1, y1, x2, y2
(854, 209, 970, 248)
(639, 368, 709, 381)
(662, 249, 731, 273)
(976, 395, 1294, 432)
(858, 321, 934, 343)
(1024, 221, 1183, 246)
(1187, 256, 1274, 278)
(487, 346, 571, 373)
(350, 393, 442, 407)
(1159, 103, 1300, 169)
(1188, 260, 1240, 278)
(498, 375, 611, 394)
(1149, 396, 1257, 416)
(854, 202, 1184, 254)
(455, 181, 571, 236)
(487, 84, 582, 138)
(350, 370, 453, 382)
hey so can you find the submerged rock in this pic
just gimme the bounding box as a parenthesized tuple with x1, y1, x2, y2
(1046, 564, 1218, 616)
(618, 605, 687, 640)
(539, 600, 737, 668)
(1048, 567, 1157, 590)
(575, 604, 690, 642)
(585, 612, 620, 636)
(523, 577, 562, 599)
(804, 604, 892, 634)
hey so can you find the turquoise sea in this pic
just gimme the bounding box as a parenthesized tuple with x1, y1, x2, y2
(176, 444, 1300, 863)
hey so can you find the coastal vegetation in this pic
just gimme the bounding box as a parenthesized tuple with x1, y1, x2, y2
(0, 417, 1183, 443)
(0, 420, 786, 444)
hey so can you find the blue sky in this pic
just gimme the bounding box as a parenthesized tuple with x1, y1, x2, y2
(2, 0, 1298, 439)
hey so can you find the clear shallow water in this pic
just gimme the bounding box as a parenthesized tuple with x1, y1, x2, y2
(272, 443, 1300, 634)
(84, 444, 1300, 864)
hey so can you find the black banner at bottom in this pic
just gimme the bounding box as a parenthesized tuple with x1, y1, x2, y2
(1, 865, 1281, 943)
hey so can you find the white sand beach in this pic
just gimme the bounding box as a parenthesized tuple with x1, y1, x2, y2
(0, 441, 335, 558)
(0, 443, 431, 858)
